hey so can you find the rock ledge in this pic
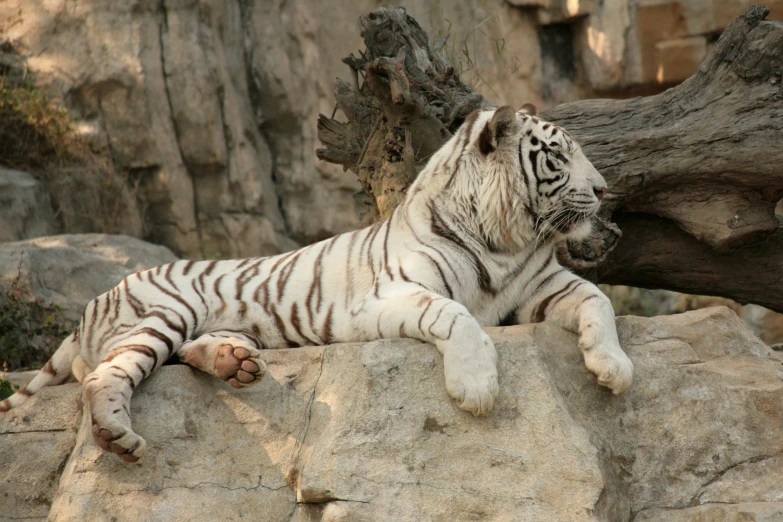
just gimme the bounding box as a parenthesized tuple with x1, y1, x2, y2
(2, 307, 782, 522)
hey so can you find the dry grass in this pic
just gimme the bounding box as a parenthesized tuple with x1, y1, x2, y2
(0, 79, 82, 169)
(0, 40, 140, 236)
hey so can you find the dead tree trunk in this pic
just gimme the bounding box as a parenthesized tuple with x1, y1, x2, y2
(317, 6, 783, 312)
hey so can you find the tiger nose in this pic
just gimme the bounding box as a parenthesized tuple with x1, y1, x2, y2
(593, 186, 607, 200)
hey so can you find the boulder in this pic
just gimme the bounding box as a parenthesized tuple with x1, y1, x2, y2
(0, 234, 178, 326)
(0, 167, 58, 243)
(2, 307, 782, 521)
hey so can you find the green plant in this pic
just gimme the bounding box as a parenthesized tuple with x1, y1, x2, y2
(0, 285, 68, 372)
(0, 361, 19, 400)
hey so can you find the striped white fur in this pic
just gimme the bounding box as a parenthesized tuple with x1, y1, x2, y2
(0, 106, 633, 462)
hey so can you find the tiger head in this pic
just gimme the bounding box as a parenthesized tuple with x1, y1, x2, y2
(472, 105, 607, 250)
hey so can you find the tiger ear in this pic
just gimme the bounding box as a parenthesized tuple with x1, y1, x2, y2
(519, 103, 537, 116)
(478, 106, 519, 155)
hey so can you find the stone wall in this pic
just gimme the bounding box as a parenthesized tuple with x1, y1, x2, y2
(627, 0, 783, 87)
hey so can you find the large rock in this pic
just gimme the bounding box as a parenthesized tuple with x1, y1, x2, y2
(2, 307, 782, 521)
(0, 383, 82, 522)
(0, 167, 58, 243)
(0, 235, 178, 326)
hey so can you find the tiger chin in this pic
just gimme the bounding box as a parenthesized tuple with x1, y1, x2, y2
(0, 105, 633, 463)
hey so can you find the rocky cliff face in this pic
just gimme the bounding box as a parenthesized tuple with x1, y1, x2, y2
(0, 168, 58, 243)
(5, 0, 774, 259)
(1, 0, 370, 258)
(3, 0, 547, 259)
(2, 307, 783, 521)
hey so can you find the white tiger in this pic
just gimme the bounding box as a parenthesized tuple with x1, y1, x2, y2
(0, 105, 633, 462)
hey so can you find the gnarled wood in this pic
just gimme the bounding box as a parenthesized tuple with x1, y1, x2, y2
(599, 213, 783, 312)
(316, 7, 489, 225)
(546, 5, 783, 252)
(318, 5, 783, 312)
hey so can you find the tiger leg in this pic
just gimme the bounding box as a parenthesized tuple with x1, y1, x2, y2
(0, 331, 79, 413)
(82, 334, 173, 462)
(176, 332, 267, 388)
(355, 283, 499, 415)
(71, 355, 91, 383)
(519, 272, 633, 394)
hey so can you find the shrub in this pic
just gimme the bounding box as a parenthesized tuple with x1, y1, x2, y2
(0, 362, 19, 400)
(0, 285, 68, 371)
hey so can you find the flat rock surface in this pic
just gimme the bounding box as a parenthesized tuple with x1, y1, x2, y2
(2, 307, 782, 521)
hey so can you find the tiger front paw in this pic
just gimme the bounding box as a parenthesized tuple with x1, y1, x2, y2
(583, 344, 633, 394)
(443, 334, 499, 416)
(214, 342, 267, 389)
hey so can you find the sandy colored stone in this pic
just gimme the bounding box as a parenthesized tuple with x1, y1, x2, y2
(0, 383, 83, 434)
(297, 335, 604, 521)
(577, 0, 631, 91)
(697, 455, 783, 504)
(47, 349, 324, 522)
(633, 1, 689, 84)
(536, 307, 783, 518)
(653, 36, 708, 84)
(538, 0, 601, 24)
(0, 384, 82, 521)
(0, 0, 365, 258)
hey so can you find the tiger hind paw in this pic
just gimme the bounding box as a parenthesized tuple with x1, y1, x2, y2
(214, 342, 267, 389)
(91, 421, 147, 463)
